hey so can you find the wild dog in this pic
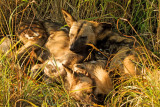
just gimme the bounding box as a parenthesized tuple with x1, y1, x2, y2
(39, 9, 114, 99)
(73, 60, 113, 103)
(17, 19, 80, 78)
(63, 65, 93, 104)
(61, 9, 141, 77)
(73, 60, 113, 95)
(42, 11, 114, 101)
(61, 60, 113, 104)
(31, 20, 86, 82)
(16, 19, 48, 68)
(37, 9, 113, 82)
(61, 9, 112, 54)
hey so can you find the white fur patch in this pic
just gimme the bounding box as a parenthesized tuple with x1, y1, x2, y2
(24, 34, 34, 39)
(90, 60, 96, 64)
(47, 60, 55, 66)
(24, 32, 39, 39)
(44, 66, 50, 74)
(33, 32, 39, 37)
(69, 23, 78, 35)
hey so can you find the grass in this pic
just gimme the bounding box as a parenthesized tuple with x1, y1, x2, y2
(107, 73, 160, 106)
(0, 0, 160, 106)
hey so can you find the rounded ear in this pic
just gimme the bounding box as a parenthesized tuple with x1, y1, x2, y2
(92, 22, 112, 40)
(61, 9, 76, 27)
(99, 22, 112, 31)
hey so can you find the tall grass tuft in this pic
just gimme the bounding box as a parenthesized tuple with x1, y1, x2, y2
(0, 0, 159, 106)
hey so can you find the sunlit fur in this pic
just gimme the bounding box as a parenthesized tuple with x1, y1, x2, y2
(64, 66, 93, 103)
(17, 20, 48, 67)
(43, 21, 70, 59)
(62, 9, 141, 76)
(73, 60, 113, 96)
(62, 9, 112, 53)
(19, 9, 145, 104)
(31, 20, 86, 82)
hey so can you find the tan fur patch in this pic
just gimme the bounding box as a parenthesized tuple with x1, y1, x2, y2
(123, 55, 137, 75)
(62, 9, 112, 53)
(64, 65, 93, 103)
(17, 20, 48, 68)
(45, 30, 70, 58)
(73, 60, 113, 95)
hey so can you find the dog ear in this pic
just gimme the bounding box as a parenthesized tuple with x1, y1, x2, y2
(92, 22, 112, 40)
(61, 9, 76, 27)
(63, 64, 77, 86)
(99, 22, 112, 31)
(94, 22, 112, 34)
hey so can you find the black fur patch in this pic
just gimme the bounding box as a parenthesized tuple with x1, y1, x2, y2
(76, 21, 86, 36)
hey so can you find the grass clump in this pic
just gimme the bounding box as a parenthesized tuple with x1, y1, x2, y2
(107, 73, 160, 106)
(0, 0, 160, 106)
(0, 53, 74, 106)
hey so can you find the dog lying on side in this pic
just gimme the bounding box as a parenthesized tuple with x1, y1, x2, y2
(23, 17, 113, 103)
(31, 20, 87, 82)
(61, 9, 140, 77)
(16, 20, 48, 69)
(16, 8, 149, 104)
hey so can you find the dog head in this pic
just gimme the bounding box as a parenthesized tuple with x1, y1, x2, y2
(62, 9, 112, 53)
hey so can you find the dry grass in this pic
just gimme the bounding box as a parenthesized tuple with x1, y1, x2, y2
(0, 0, 160, 106)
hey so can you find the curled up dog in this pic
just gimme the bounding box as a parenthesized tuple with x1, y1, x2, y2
(16, 9, 151, 104)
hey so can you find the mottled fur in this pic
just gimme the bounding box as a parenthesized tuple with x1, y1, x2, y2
(16, 20, 48, 68)
(61, 9, 140, 76)
(30, 20, 87, 82)
(41, 21, 87, 81)
(62, 9, 112, 54)
(64, 65, 93, 103)
(17, 9, 144, 104)
(73, 60, 113, 96)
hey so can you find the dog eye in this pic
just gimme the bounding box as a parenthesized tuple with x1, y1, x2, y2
(80, 36, 87, 39)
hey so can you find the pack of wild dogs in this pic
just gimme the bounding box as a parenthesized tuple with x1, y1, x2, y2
(15, 9, 149, 104)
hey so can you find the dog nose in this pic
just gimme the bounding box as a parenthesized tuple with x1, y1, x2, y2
(69, 44, 75, 51)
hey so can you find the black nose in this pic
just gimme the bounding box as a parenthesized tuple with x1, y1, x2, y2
(69, 44, 75, 51)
